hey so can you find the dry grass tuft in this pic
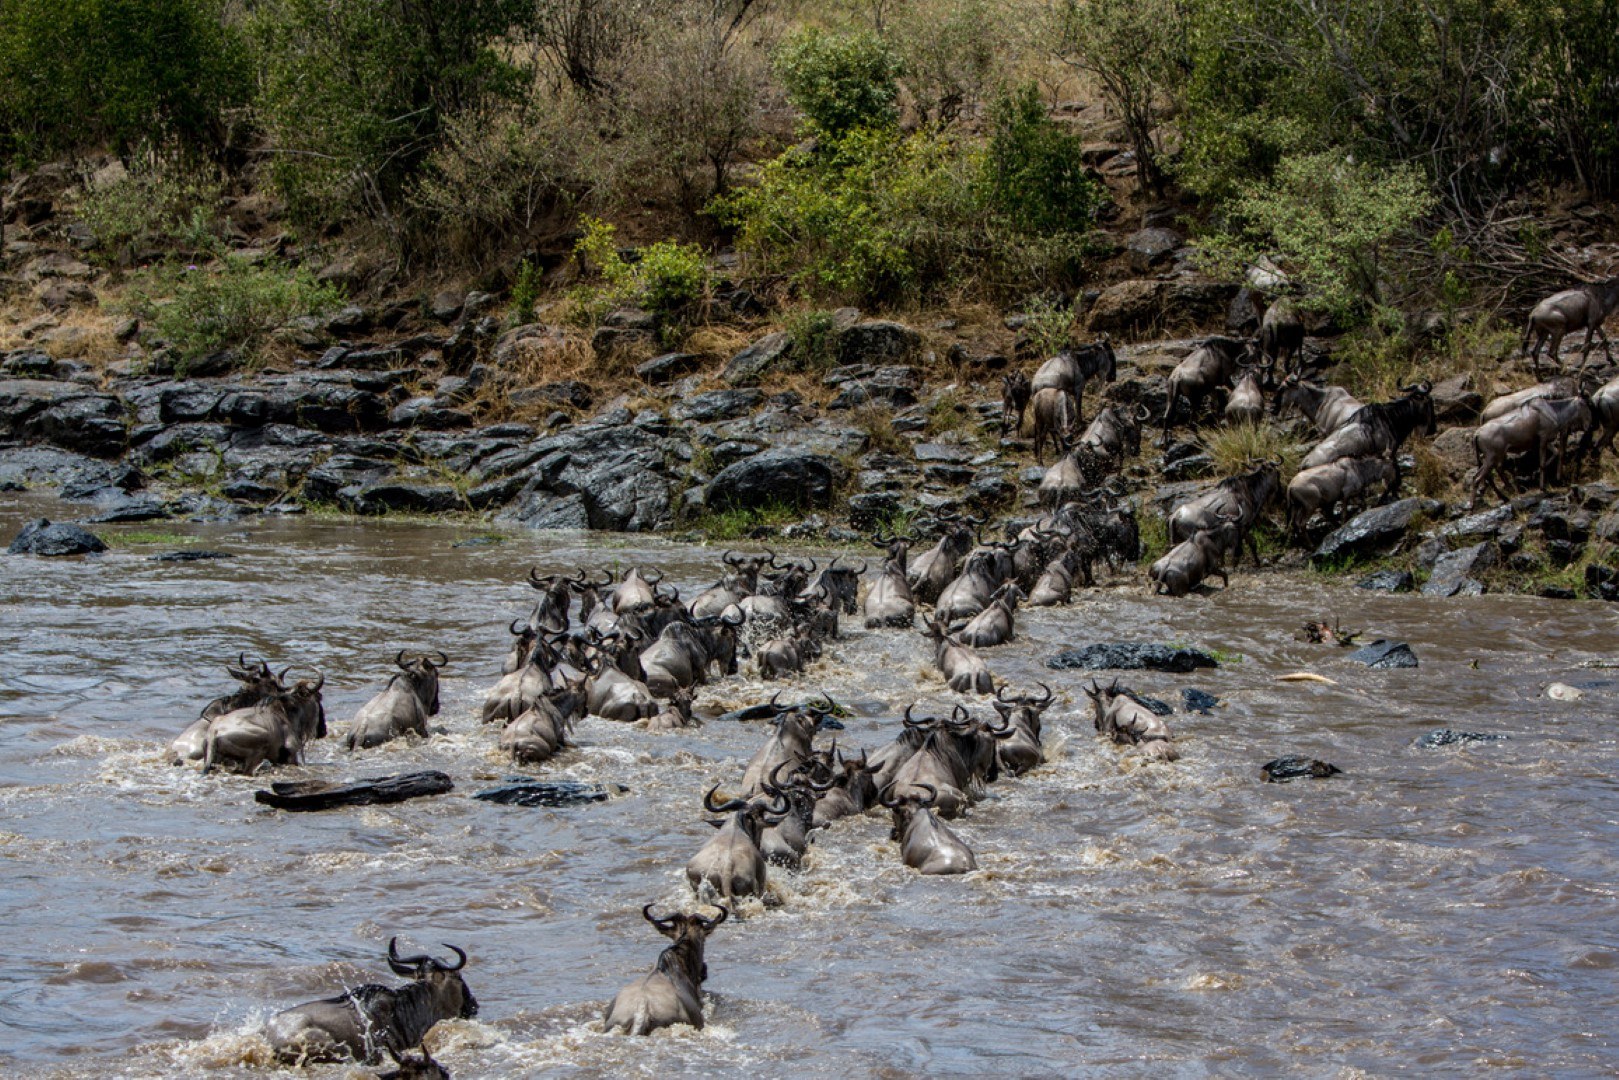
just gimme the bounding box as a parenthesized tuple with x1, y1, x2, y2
(1200, 421, 1304, 477)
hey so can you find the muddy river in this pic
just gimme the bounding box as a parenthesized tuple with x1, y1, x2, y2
(2, 495, 1617, 1077)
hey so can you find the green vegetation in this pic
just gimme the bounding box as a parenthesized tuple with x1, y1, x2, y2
(573, 217, 709, 328)
(128, 257, 345, 365)
(1201, 422, 1302, 478)
(774, 28, 901, 137)
(783, 309, 842, 371)
(105, 530, 198, 547)
(75, 156, 224, 259)
(682, 501, 804, 541)
(1137, 511, 1170, 565)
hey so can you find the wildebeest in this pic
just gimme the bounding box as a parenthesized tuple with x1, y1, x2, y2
(525, 569, 573, 633)
(1077, 403, 1146, 463)
(935, 548, 1008, 625)
(1162, 336, 1253, 447)
(1030, 386, 1079, 464)
(610, 566, 665, 614)
(499, 683, 583, 763)
(1298, 383, 1437, 489)
(1167, 460, 1280, 567)
(639, 613, 742, 698)
(801, 556, 864, 616)
(1086, 679, 1179, 761)
(1285, 457, 1398, 539)
(266, 939, 477, 1064)
(201, 671, 327, 774)
(863, 534, 917, 629)
(757, 626, 820, 680)
(1581, 372, 1619, 458)
(867, 710, 934, 796)
(501, 619, 537, 676)
(955, 582, 1023, 648)
(740, 699, 823, 796)
(483, 636, 555, 724)
(1148, 522, 1238, 598)
(1224, 367, 1267, 426)
(989, 683, 1053, 776)
(585, 631, 660, 722)
(345, 651, 447, 750)
(686, 785, 789, 901)
(603, 905, 728, 1036)
(1259, 296, 1304, 373)
(1027, 544, 1087, 607)
(1470, 396, 1595, 504)
(808, 748, 882, 826)
(757, 761, 820, 869)
(644, 687, 699, 732)
(923, 618, 995, 694)
(1030, 338, 1117, 420)
(171, 656, 283, 764)
(1001, 371, 1032, 434)
(377, 1047, 449, 1080)
(882, 783, 977, 875)
(1271, 374, 1364, 436)
(1479, 377, 1579, 424)
(689, 552, 768, 619)
(908, 515, 979, 605)
(885, 706, 1003, 818)
(1522, 277, 1619, 376)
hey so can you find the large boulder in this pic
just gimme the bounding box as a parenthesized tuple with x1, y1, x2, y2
(672, 389, 763, 423)
(837, 321, 920, 366)
(8, 518, 106, 556)
(705, 448, 845, 512)
(1125, 227, 1181, 274)
(0, 378, 127, 457)
(343, 480, 464, 515)
(1312, 498, 1442, 564)
(1421, 541, 1496, 597)
(1085, 281, 1169, 335)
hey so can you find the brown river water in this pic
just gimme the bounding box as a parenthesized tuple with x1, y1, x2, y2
(2, 493, 1618, 1078)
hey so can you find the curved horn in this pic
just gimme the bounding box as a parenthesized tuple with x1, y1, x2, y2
(510, 618, 527, 636)
(767, 690, 789, 713)
(642, 903, 679, 931)
(764, 759, 793, 796)
(722, 549, 741, 566)
(914, 783, 939, 808)
(642, 566, 664, 585)
(388, 937, 431, 976)
(695, 905, 729, 932)
(765, 549, 779, 567)
(1035, 681, 1053, 707)
(528, 567, 546, 587)
(851, 559, 868, 574)
(395, 649, 410, 670)
(430, 650, 449, 668)
(995, 683, 1013, 703)
(436, 944, 467, 972)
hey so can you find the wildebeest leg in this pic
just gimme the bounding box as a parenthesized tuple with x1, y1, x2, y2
(1215, 567, 1230, 589)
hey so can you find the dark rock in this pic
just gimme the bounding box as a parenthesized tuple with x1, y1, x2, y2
(150, 550, 234, 562)
(591, 325, 657, 357)
(1260, 757, 1342, 782)
(706, 449, 844, 513)
(672, 389, 763, 423)
(1528, 500, 1593, 543)
(1540, 585, 1578, 600)
(1227, 288, 1262, 334)
(965, 469, 1014, 510)
(827, 365, 923, 410)
(0, 378, 127, 457)
(301, 455, 395, 504)
(1345, 640, 1419, 669)
(1421, 541, 1495, 597)
(255, 771, 454, 812)
(157, 382, 226, 423)
(1585, 564, 1619, 602)
(342, 347, 405, 370)
(1313, 498, 1442, 564)
(467, 474, 528, 509)
(837, 321, 921, 366)
(924, 463, 975, 486)
(1357, 569, 1415, 592)
(1438, 506, 1512, 543)
(388, 397, 474, 430)
(8, 518, 105, 556)
(1414, 729, 1508, 749)
(722, 331, 792, 385)
(1181, 688, 1220, 714)
(344, 481, 463, 515)
(0, 447, 121, 491)
(914, 442, 971, 464)
(430, 290, 464, 322)
(472, 780, 616, 807)
(1047, 642, 1220, 673)
(1430, 374, 1483, 422)
(1161, 452, 1213, 482)
(326, 305, 370, 334)
(1125, 227, 1181, 273)
(636, 352, 704, 385)
(847, 492, 903, 530)
(1575, 482, 1619, 511)
(501, 491, 592, 530)
(87, 493, 171, 523)
(173, 494, 249, 522)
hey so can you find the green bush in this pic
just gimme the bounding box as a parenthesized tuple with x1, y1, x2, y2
(508, 259, 540, 326)
(131, 257, 346, 364)
(773, 28, 901, 136)
(1197, 151, 1435, 319)
(0, 0, 248, 164)
(75, 154, 224, 257)
(983, 84, 1103, 235)
(783, 309, 841, 371)
(249, 0, 530, 231)
(573, 217, 710, 323)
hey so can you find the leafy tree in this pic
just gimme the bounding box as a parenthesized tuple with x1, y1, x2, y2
(773, 28, 902, 136)
(983, 84, 1103, 235)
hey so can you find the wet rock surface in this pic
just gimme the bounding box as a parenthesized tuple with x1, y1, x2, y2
(7, 517, 106, 556)
(1261, 757, 1342, 782)
(1346, 640, 1420, 669)
(1048, 642, 1221, 673)
(1414, 729, 1509, 748)
(1313, 498, 1443, 564)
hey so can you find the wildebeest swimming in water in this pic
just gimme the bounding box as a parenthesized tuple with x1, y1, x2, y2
(603, 905, 728, 1035)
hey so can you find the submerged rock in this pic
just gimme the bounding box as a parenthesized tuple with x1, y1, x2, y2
(473, 781, 620, 807)
(1413, 729, 1509, 749)
(254, 771, 454, 811)
(1261, 757, 1342, 782)
(7, 518, 106, 556)
(150, 550, 234, 562)
(1181, 688, 1220, 714)
(1357, 569, 1415, 593)
(1345, 640, 1419, 669)
(1047, 642, 1220, 673)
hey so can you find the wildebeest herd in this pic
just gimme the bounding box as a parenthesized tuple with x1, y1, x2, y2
(153, 279, 1619, 1073)
(165, 507, 1181, 1069)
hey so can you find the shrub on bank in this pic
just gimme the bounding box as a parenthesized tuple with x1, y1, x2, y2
(129, 257, 345, 365)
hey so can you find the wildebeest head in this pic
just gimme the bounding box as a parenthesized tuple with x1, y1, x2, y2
(279, 667, 328, 740)
(204, 653, 284, 720)
(643, 903, 728, 983)
(386, 938, 478, 1021)
(394, 650, 448, 715)
(881, 782, 939, 839)
(702, 784, 791, 841)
